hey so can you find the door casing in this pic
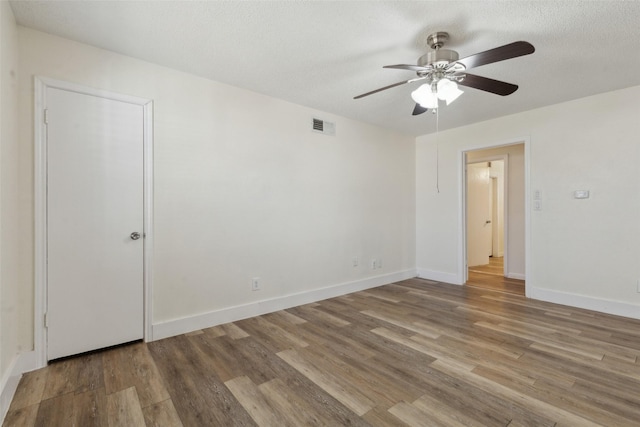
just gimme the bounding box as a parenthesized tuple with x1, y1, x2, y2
(458, 138, 530, 295)
(34, 76, 154, 368)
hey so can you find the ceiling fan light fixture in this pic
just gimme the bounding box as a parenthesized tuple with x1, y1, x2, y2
(437, 78, 464, 105)
(411, 83, 438, 109)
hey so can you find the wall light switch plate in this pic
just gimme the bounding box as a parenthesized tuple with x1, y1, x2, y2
(574, 190, 590, 199)
(533, 200, 542, 211)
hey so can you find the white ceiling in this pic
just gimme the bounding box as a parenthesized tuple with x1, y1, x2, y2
(9, 1, 640, 136)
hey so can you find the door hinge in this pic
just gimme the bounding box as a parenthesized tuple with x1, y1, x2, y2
(44, 109, 49, 125)
(44, 312, 49, 328)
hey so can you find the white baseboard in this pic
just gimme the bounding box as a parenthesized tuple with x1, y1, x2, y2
(416, 268, 460, 285)
(152, 269, 417, 340)
(1, 351, 37, 423)
(530, 287, 640, 320)
(507, 272, 526, 280)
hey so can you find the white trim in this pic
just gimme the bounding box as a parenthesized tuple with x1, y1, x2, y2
(0, 351, 37, 423)
(416, 268, 460, 285)
(152, 269, 417, 340)
(0, 356, 20, 423)
(530, 287, 640, 320)
(458, 154, 466, 283)
(523, 139, 531, 298)
(507, 273, 526, 280)
(457, 137, 530, 290)
(34, 76, 154, 367)
(142, 102, 154, 341)
(34, 78, 47, 368)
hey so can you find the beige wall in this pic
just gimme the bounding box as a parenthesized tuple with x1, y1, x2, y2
(467, 145, 525, 278)
(16, 27, 416, 347)
(1, 0, 20, 384)
(417, 86, 640, 316)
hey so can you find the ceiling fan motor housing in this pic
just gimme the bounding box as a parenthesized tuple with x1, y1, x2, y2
(418, 49, 459, 68)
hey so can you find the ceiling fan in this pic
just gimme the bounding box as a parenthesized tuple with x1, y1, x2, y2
(354, 32, 535, 116)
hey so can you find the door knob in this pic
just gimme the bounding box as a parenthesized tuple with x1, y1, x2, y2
(485, 220, 492, 224)
(130, 232, 141, 240)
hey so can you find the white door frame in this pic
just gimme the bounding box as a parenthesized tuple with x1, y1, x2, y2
(458, 137, 530, 296)
(34, 76, 154, 368)
(465, 155, 509, 279)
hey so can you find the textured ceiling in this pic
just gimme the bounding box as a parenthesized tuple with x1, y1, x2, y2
(9, 1, 640, 136)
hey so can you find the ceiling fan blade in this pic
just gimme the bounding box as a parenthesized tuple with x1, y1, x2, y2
(354, 76, 426, 99)
(383, 64, 431, 72)
(412, 103, 429, 116)
(454, 41, 534, 70)
(457, 73, 518, 96)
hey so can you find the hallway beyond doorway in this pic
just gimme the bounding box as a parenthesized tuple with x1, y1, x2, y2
(467, 257, 524, 295)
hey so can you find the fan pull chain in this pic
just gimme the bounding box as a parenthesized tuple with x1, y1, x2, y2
(436, 106, 440, 193)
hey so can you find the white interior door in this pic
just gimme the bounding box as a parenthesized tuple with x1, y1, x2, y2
(467, 162, 492, 267)
(47, 87, 144, 360)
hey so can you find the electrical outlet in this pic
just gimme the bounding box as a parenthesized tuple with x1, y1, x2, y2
(251, 277, 261, 291)
(352, 257, 359, 267)
(376, 259, 382, 269)
(371, 259, 377, 270)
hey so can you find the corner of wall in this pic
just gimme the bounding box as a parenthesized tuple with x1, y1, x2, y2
(0, 351, 37, 423)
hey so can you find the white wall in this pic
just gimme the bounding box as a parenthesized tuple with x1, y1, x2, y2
(1, 0, 22, 418)
(17, 28, 416, 345)
(468, 145, 525, 278)
(417, 86, 640, 317)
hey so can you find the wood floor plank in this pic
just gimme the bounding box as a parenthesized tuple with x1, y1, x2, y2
(431, 359, 599, 426)
(142, 399, 184, 427)
(73, 388, 108, 427)
(106, 386, 146, 427)
(235, 316, 308, 352)
(371, 327, 477, 372)
(225, 376, 286, 426)
(220, 336, 369, 426)
(41, 352, 103, 400)
(361, 309, 442, 339)
(289, 304, 351, 328)
(192, 333, 278, 385)
(6, 368, 48, 411)
(34, 392, 75, 426)
(300, 341, 418, 408)
(1, 403, 38, 427)
(412, 392, 488, 427)
(266, 309, 308, 325)
(7, 278, 640, 426)
(220, 322, 250, 340)
(296, 320, 377, 361)
(277, 348, 376, 416)
(257, 378, 330, 426)
(148, 335, 257, 426)
(362, 406, 412, 426)
(387, 401, 443, 427)
(103, 341, 170, 408)
(201, 324, 227, 337)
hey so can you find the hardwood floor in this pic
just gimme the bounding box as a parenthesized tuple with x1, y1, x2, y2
(5, 278, 640, 426)
(467, 257, 525, 296)
(469, 256, 506, 276)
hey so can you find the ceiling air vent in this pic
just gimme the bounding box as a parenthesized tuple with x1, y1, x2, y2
(311, 118, 335, 136)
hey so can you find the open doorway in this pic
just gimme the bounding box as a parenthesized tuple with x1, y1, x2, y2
(464, 145, 525, 295)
